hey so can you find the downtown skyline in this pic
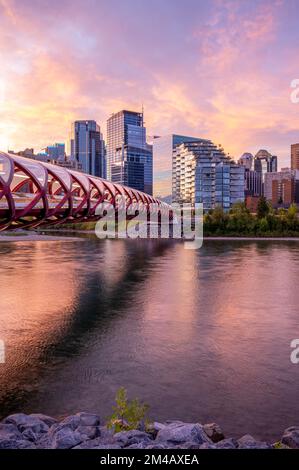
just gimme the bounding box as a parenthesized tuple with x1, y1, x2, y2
(1, 0, 299, 168)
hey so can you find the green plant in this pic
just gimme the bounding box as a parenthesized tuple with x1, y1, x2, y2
(257, 196, 270, 219)
(107, 387, 150, 433)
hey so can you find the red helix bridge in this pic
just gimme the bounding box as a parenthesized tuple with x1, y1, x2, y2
(0, 151, 172, 231)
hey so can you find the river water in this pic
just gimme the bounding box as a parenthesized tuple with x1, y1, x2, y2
(0, 236, 299, 440)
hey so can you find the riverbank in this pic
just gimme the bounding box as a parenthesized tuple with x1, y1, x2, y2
(0, 232, 82, 242)
(0, 412, 298, 449)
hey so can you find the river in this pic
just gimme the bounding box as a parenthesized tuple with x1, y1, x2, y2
(0, 235, 299, 440)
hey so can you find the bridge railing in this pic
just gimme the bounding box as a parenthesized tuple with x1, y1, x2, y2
(0, 151, 171, 230)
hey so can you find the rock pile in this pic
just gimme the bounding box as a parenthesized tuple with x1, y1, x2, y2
(0, 413, 297, 449)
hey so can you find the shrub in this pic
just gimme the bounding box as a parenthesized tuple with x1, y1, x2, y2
(107, 387, 150, 433)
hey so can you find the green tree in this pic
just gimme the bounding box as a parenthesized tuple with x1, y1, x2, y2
(257, 196, 270, 219)
(257, 217, 269, 233)
(107, 387, 150, 433)
(287, 203, 297, 220)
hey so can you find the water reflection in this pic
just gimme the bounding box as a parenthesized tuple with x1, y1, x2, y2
(0, 237, 299, 440)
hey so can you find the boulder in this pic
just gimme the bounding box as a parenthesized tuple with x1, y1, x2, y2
(237, 434, 271, 449)
(73, 437, 103, 449)
(29, 414, 57, 427)
(22, 428, 38, 442)
(156, 422, 211, 446)
(42, 412, 102, 449)
(3, 413, 49, 435)
(0, 423, 23, 441)
(152, 422, 166, 432)
(146, 443, 176, 449)
(58, 412, 100, 430)
(48, 427, 84, 449)
(203, 423, 225, 443)
(216, 438, 238, 449)
(113, 430, 153, 447)
(0, 439, 36, 449)
(281, 426, 299, 449)
(76, 425, 100, 441)
(199, 442, 217, 449)
(93, 443, 122, 449)
(179, 441, 216, 449)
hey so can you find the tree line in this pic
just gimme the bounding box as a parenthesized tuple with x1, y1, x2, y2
(204, 197, 299, 236)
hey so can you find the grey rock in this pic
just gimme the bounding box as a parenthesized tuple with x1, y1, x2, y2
(281, 426, 299, 449)
(0, 423, 23, 441)
(126, 442, 150, 449)
(76, 425, 100, 441)
(216, 438, 238, 449)
(29, 413, 57, 427)
(22, 427, 38, 442)
(42, 413, 101, 449)
(54, 412, 100, 432)
(98, 426, 114, 441)
(113, 430, 152, 447)
(199, 442, 217, 449)
(178, 441, 214, 449)
(3, 413, 49, 435)
(92, 443, 122, 449)
(153, 422, 166, 432)
(156, 422, 211, 446)
(0, 439, 36, 449)
(146, 443, 175, 449)
(49, 427, 84, 449)
(73, 437, 119, 449)
(203, 423, 225, 443)
(237, 434, 271, 449)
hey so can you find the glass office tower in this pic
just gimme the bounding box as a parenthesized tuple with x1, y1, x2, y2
(70, 120, 106, 178)
(107, 110, 153, 194)
(254, 149, 278, 194)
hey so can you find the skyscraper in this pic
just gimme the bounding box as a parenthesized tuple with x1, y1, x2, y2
(291, 143, 299, 170)
(172, 139, 244, 211)
(106, 110, 153, 194)
(238, 152, 262, 197)
(70, 120, 106, 177)
(152, 134, 202, 202)
(254, 149, 277, 178)
(238, 152, 253, 170)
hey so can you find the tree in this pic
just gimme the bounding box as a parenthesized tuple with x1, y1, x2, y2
(257, 196, 270, 219)
(287, 203, 297, 220)
(107, 387, 150, 433)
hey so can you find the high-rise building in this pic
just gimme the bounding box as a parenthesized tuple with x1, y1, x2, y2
(291, 143, 299, 170)
(45, 143, 65, 161)
(238, 152, 262, 197)
(70, 120, 106, 177)
(254, 149, 277, 183)
(172, 139, 244, 211)
(238, 152, 253, 170)
(106, 110, 153, 194)
(244, 170, 262, 197)
(264, 168, 299, 206)
(152, 134, 202, 202)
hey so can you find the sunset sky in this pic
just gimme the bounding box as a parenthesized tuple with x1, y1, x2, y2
(0, 0, 299, 167)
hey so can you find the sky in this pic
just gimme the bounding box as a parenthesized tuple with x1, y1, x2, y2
(0, 0, 299, 167)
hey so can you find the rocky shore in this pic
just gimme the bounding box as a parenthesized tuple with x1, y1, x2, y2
(0, 412, 299, 449)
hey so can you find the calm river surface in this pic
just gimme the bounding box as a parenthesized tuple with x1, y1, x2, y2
(0, 236, 299, 440)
